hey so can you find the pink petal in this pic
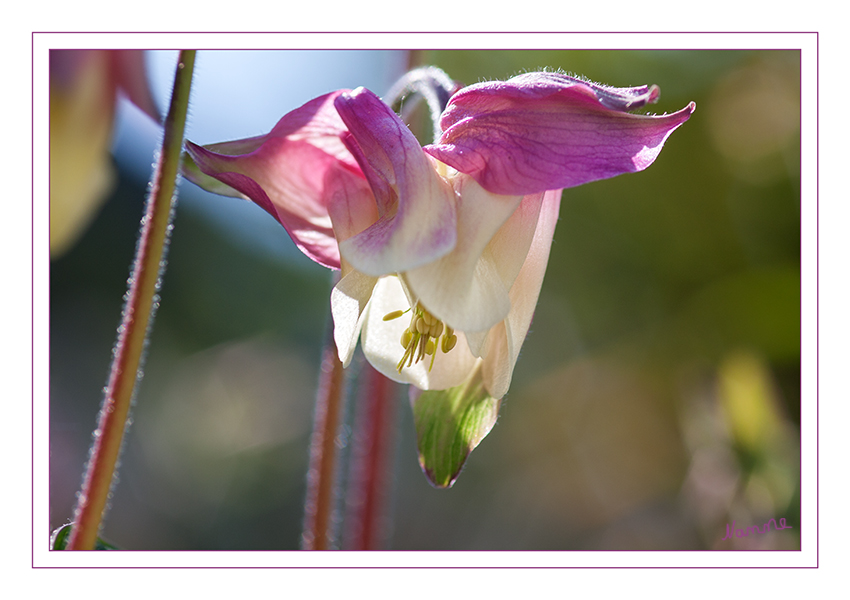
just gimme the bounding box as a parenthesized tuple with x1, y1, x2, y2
(425, 72, 695, 196)
(334, 87, 457, 276)
(186, 139, 348, 269)
(184, 92, 374, 270)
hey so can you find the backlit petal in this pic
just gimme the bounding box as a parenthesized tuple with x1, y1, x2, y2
(425, 72, 695, 196)
(462, 188, 553, 357)
(487, 189, 553, 292)
(187, 139, 351, 269)
(331, 270, 378, 367)
(183, 92, 374, 270)
(404, 176, 523, 333)
(483, 189, 561, 399)
(335, 87, 457, 276)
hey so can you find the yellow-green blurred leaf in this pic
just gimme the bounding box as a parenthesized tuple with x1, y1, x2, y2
(718, 350, 782, 453)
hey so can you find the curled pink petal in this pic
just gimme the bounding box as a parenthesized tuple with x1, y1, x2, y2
(425, 72, 695, 196)
(186, 140, 346, 269)
(184, 92, 375, 270)
(334, 87, 457, 276)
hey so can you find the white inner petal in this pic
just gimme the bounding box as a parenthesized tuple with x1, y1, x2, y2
(404, 176, 523, 333)
(361, 276, 479, 390)
(330, 270, 378, 367)
(483, 190, 561, 399)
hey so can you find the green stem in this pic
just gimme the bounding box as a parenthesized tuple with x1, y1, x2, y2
(66, 50, 196, 551)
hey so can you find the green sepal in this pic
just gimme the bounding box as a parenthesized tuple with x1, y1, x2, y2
(410, 365, 501, 488)
(50, 523, 119, 550)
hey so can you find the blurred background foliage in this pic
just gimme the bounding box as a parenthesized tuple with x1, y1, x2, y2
(50, 49, 800, 550)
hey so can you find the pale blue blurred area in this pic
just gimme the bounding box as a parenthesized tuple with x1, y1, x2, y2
(111, 50, 408, 266)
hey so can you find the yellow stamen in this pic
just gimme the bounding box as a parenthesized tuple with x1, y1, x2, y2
(415, 317, 427, 334)
(416, 334, 428, 362)
(441, 333, 457, 353)
(392, 301, 458, 374)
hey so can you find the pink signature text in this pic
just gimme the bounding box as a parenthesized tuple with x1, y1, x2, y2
(721, 518, 793, 540)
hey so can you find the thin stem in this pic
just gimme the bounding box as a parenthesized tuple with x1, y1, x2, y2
(301, 331, 347, 550)
(66, 50, 196, 550)
(383, 66, 461, 143)
(343, 363, 396, 550)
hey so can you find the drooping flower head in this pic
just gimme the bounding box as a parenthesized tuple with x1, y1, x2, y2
(185, 68, 694, 401)
(184, 66, 694, 487)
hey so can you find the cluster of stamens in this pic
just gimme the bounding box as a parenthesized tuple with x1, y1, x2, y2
(383, 302, 458, 373)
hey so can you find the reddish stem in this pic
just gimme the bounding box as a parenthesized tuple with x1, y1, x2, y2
(344, 363, 396, 550)
(66, 51, 196, 551)
(301, 338, 347, 550)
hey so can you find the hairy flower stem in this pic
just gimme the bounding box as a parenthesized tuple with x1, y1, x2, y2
(343, 363, 397, 550)
(66, 51, 196, 551)
(384, 66, 460, 143)
(301, 330, 348, 550)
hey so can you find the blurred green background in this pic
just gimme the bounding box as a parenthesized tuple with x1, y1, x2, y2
(50, 49, 800, 550)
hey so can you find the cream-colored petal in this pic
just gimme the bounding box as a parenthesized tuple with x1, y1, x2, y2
(461, 190, 550, 360)
(487, 190, 549, 290)
(330, 270, 378, 367)
(404, 176, 523, 333)
(361, 276, 480, 390)
(464, 328, 490, 358)
(483, 189, 561, 399)
(481, 322, 511, 400)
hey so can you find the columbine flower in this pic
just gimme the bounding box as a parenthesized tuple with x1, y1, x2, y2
(50, 50, 159, 257)
(184, 70, 694, 401)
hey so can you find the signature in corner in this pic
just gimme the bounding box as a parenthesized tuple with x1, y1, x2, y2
(721, 518, 793, 541)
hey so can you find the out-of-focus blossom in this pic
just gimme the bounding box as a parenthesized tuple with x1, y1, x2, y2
(185, 70, 694, 399)
(50, 50, 159, 257)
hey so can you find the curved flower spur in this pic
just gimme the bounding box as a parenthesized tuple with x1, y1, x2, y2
(184, 67, 694, 486)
